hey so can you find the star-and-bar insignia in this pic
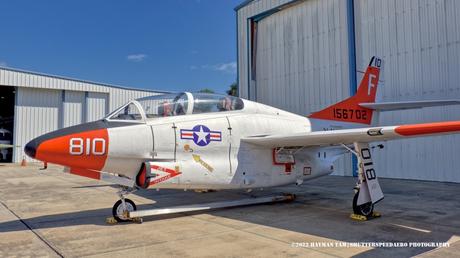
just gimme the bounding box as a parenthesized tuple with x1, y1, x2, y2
(180, 125, 222, 146)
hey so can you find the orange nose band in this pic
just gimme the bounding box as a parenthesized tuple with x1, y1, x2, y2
(35, 129, 109, 170)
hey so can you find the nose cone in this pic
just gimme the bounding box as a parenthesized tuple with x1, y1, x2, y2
(24, 139, 39, 158)
(23, 120, 110, 169)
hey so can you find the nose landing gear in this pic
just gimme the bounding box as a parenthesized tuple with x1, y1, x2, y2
(111, 186, 138, 222)
(113, 198, 136, 222)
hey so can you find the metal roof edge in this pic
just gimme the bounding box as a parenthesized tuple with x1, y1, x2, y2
(0, 65, 171, 94)
(234, 0, 256, 11)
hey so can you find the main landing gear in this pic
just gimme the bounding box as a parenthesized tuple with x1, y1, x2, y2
(352, 189, 374, 217)
(343, 142, 384, 221)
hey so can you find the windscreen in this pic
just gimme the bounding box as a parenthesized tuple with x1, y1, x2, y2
(192, 93, 244, 114)
(136, 93, 190, 118)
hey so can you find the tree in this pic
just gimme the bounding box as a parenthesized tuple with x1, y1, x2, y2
(226, 82, 238, 96)
(198, 88, 215, 94)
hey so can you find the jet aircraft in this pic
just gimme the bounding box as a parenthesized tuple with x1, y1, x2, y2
(25, 57, 460, 221)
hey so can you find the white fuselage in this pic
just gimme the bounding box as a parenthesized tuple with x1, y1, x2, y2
(101, 99, 342, 190)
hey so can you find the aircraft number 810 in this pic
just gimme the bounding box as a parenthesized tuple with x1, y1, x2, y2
(69, 138, 106, 155)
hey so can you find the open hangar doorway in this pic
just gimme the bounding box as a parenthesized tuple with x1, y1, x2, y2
(0, 86, 15, 162)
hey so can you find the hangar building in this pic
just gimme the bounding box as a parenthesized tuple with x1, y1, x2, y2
(0, 67, 166, 163)
(236, 0, 460, 182)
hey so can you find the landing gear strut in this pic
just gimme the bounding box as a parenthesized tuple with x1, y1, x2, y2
(112, 186, 138, 222)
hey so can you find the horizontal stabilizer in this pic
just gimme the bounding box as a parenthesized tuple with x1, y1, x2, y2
(360, 100, 460, 111)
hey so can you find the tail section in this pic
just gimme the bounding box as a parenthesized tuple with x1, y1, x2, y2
(309, 56, 382, 130)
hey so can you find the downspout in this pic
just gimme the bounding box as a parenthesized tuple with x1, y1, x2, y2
(346, 0, 358, 177)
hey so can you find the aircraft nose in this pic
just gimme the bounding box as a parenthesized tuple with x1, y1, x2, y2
(24, 139, 39, 158)
(22, 120, 110, 169)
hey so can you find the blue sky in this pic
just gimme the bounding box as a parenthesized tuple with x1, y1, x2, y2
(0, 0, 241, 93)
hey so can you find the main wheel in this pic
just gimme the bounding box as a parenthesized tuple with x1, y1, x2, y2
(352, 190, 374, 216)
(112, 198, 137, 222)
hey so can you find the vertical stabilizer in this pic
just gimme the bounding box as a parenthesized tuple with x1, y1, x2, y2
(309, 56, 382, 130)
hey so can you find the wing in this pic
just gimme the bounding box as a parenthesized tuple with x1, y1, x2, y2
(359, 100, 460, 111)
(242, 121, 460, 148)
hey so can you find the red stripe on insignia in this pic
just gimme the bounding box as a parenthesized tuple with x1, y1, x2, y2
(395, 121, 460, 136)
(148, 165, 181, 186)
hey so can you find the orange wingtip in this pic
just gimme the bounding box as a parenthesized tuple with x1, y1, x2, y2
(395, 121, 460, 136)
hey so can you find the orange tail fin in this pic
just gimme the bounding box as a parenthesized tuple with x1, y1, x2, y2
(309, 56, 382, 126)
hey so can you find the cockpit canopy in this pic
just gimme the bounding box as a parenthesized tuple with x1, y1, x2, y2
(106, 92, 244, 121)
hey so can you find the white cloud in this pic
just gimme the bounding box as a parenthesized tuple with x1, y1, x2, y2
(194, 62, 237, 74)
(127, 54, 147, 62)
(212, 62, 237, 74)
(0, 61, 7, 67)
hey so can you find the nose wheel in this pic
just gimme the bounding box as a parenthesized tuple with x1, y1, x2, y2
(112, 186, 138, 222)
(112, 198, 137, 222)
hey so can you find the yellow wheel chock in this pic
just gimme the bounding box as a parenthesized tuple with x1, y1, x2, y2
(105, 216, 143, 224)
(350, 212, 381, 221)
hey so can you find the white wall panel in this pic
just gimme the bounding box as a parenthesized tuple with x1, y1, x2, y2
(238, 0, 352, 175)
(355, 0, 460, 182)
(237, 0, 293, 99)
(13, 88, 61, 162)
(63, 90, 85, 128)
(86, 92, 108, 122)
(108, 88, 159, 112)
(255, 0, 349, 114)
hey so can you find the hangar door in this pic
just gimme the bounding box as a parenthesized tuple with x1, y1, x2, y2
(250, 0, 352, 175)
(354, 0, 460, 182)
(62, 91, 85, 127)
(252, 0, 350, 115)
(14, 88, 61, 162)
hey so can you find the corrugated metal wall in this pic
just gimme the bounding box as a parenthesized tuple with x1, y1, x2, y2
(86, 92, 108, 122)
(13, 88, 61, 162)
(237, 0, 460, 182)
(255, 0, 350, 115)
(10, 86, 162, 162)
(0, 67, 165, 163)
(62, 90, 85, 127)
(0, 68, 109, 93)
(108, 88, 157, 111)
(354, 0, 460, 182)
(237, 0, 293, 100)
(237, 0, 353, 175)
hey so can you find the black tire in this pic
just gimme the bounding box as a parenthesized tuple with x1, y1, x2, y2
(112, 198, 137, 222)
(352, 190, 374, 217)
